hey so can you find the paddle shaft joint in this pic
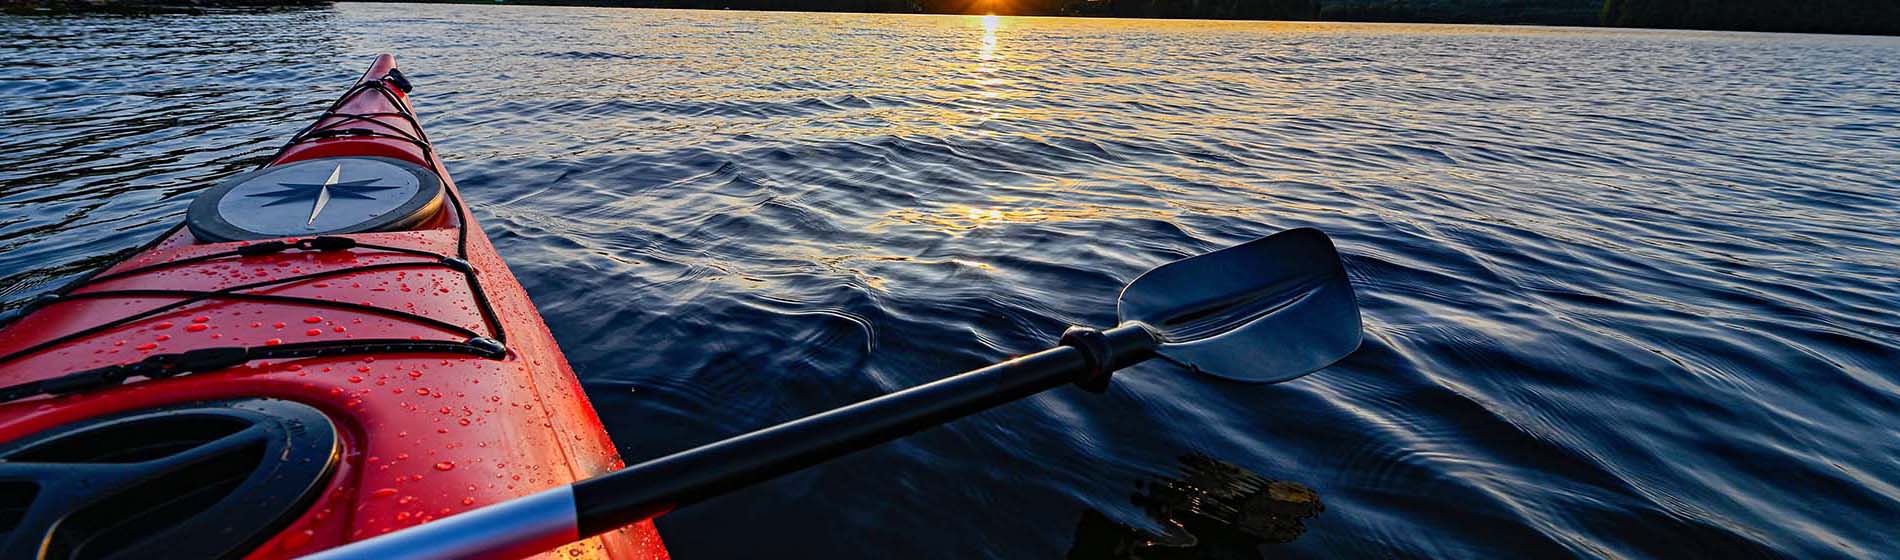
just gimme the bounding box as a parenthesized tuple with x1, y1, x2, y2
(1060, 322, 1155, 392)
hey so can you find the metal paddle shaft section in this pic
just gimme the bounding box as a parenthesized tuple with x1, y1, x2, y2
(299, 227, 1362, 560)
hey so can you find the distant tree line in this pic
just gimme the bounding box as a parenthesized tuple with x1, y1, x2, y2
(1317, 0, 1896, 34)
(1602, 0, 1900, 35)
(4, 0, 322, 14)
(581, 0, 1318, 18)
(1060, 0, 1317, 19)
(1318, 0, 1598, 26)
(617, 0, 914, 13)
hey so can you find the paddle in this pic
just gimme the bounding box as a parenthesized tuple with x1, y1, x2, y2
(301, 226, 1362, 560)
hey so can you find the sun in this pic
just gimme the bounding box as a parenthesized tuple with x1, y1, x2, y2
(970, 0, 1011, 16)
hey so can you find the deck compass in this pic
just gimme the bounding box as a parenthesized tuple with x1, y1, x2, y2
(187, 156, 444, 242)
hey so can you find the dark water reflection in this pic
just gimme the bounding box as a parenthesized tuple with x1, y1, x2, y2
(1068, 455, 1324, 559)
(4, 5, 1900, 559)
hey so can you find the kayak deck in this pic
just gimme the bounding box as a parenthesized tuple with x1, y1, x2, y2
(0, 56, 668, 559)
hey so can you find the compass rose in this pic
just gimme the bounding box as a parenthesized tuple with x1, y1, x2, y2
(243, 164, 402, 228)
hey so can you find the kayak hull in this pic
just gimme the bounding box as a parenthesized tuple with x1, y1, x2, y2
(0, 55, 668, 559)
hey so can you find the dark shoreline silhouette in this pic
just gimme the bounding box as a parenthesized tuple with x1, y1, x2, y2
(1600, 0, 1898, 36)
(4, 0, 322, 14)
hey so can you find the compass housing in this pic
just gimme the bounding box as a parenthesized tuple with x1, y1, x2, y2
(186, 156, 445, 242)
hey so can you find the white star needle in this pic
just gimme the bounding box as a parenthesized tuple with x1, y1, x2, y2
(307, 164, 342, 228)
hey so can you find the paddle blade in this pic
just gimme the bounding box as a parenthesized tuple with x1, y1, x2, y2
(1117, 228, 1361, 383)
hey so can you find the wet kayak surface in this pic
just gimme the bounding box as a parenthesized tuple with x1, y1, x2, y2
(3, 5, 1898, 558)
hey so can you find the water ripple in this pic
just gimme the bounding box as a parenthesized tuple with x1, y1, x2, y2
(4, 5, 1900, 559)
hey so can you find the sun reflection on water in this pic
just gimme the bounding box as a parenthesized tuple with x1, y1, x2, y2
(979, 15, 1000, 61)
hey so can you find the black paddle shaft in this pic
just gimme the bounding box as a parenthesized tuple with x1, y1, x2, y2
(572, 323, 1158, 536)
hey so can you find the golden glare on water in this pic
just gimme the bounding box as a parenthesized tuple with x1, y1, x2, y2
(874, 201, 1175, 235)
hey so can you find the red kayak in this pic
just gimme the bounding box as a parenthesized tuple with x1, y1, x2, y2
(0, 55, 669, 559)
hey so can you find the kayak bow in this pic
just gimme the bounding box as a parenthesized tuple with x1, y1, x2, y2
(0, 55, 669, 560)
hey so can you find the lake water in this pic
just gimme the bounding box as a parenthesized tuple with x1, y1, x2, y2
(3, 4, 1898, 558)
